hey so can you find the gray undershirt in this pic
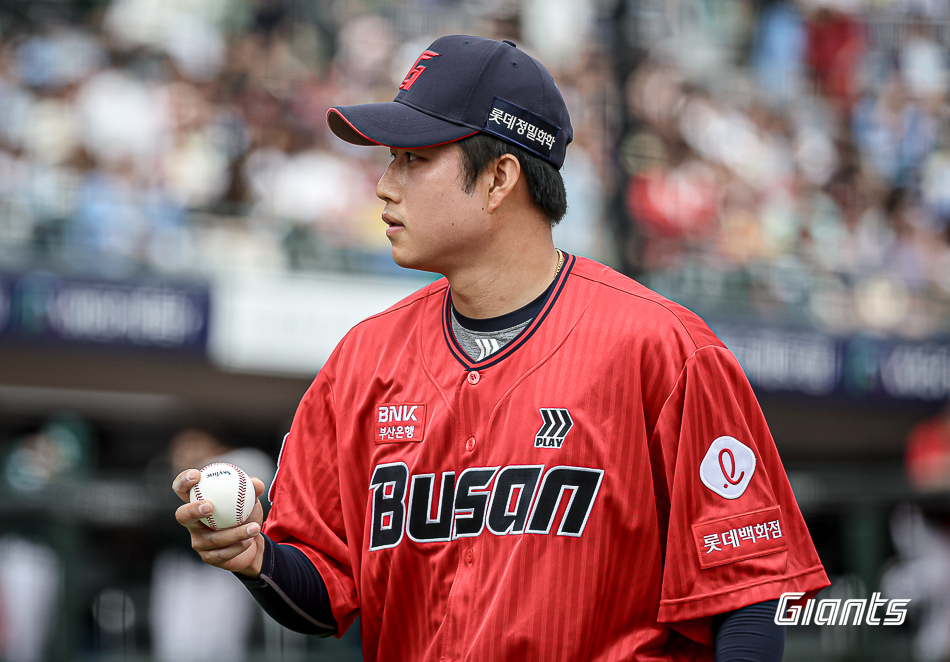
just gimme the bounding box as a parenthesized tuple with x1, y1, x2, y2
(451, 310, 530, 362)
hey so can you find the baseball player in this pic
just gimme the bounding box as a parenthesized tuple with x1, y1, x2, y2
(174, 35, 829, 661)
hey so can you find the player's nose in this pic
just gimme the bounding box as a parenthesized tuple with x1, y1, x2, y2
(376, 160, 401, 204)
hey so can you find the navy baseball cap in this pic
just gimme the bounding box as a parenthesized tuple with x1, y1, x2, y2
(326, 35, 573, 169)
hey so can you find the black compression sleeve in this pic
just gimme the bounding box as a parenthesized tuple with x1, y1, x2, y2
(712, 600, 785, 662)
(236, 535, 337, 636)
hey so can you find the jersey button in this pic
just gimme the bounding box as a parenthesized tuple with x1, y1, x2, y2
(465, 548, 474, 564)
(465, 435, 476, 452)
(467, 371, 480, 385)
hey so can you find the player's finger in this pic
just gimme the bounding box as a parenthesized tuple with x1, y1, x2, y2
(175, 500, 214, 529)
(213, 540, 261, 573)
(172, 469, 201, 502)
(191, 521, 261, 552)
(250, 476, 266, 498)
(247, 498, 264, 525)
(196, 538, 254, 568)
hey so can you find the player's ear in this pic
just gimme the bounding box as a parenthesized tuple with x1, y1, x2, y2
(486, 153, 522, 214)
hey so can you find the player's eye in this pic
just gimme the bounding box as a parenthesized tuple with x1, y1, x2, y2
(389, 151, 418, 163)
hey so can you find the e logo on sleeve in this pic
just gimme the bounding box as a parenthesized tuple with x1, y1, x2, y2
(700, 436, 756, 499)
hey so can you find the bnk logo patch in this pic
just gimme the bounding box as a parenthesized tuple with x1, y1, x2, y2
(375, 403, 426, 444)
(700, 436, 756, 499)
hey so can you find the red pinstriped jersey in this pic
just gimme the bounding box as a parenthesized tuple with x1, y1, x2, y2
(264, 254, 829, 661)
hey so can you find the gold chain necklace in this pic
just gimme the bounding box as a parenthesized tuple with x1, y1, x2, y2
(553, 249, 564, 280)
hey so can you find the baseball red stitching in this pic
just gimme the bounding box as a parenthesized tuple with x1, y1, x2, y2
(237, 471, 247, 523)
(218, 462, 250, 524)
(193, 483, 218, 530)
(197, 463, 250, 529)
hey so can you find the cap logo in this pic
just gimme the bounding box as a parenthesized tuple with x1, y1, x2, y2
(483, 98, 560, 160)
(399, 50, 440, 91)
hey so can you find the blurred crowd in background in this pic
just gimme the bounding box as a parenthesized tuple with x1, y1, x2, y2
(2, 0, 949, 338)
(0, 0, 610, 280)
(3, 0, 950, 660)
(623, 0, 950, 337)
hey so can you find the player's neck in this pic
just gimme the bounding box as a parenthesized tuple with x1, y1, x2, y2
(447, 237, 559, 320)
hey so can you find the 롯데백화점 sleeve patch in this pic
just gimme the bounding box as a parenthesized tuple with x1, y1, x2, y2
(692, 506, 789, 569)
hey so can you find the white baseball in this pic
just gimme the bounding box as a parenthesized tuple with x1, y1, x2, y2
(189, 462, 254, 530)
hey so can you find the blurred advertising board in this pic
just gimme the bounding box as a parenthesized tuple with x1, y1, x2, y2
(0, 271, 209, 352)
(715, 324, 950, 403)
(3, 268, 947, 403)
(208, 270, 428, 377)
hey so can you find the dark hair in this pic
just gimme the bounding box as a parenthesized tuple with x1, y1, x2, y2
(884, 186, 911, 217)
(457, 133, 568, 225)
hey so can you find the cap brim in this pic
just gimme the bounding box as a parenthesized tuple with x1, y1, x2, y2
(327, 101, 478, 149)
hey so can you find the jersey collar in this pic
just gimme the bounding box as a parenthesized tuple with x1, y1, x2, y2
(441, 251, 576, 370)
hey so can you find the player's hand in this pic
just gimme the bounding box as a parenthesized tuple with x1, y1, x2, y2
(173, 469, 266, 578)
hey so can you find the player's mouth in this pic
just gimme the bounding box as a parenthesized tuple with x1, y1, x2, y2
(383, 211, 405, 237)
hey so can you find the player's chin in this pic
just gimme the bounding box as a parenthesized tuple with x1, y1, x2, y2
(393, 241, 442, 273)
(390, 246, 432, 273)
